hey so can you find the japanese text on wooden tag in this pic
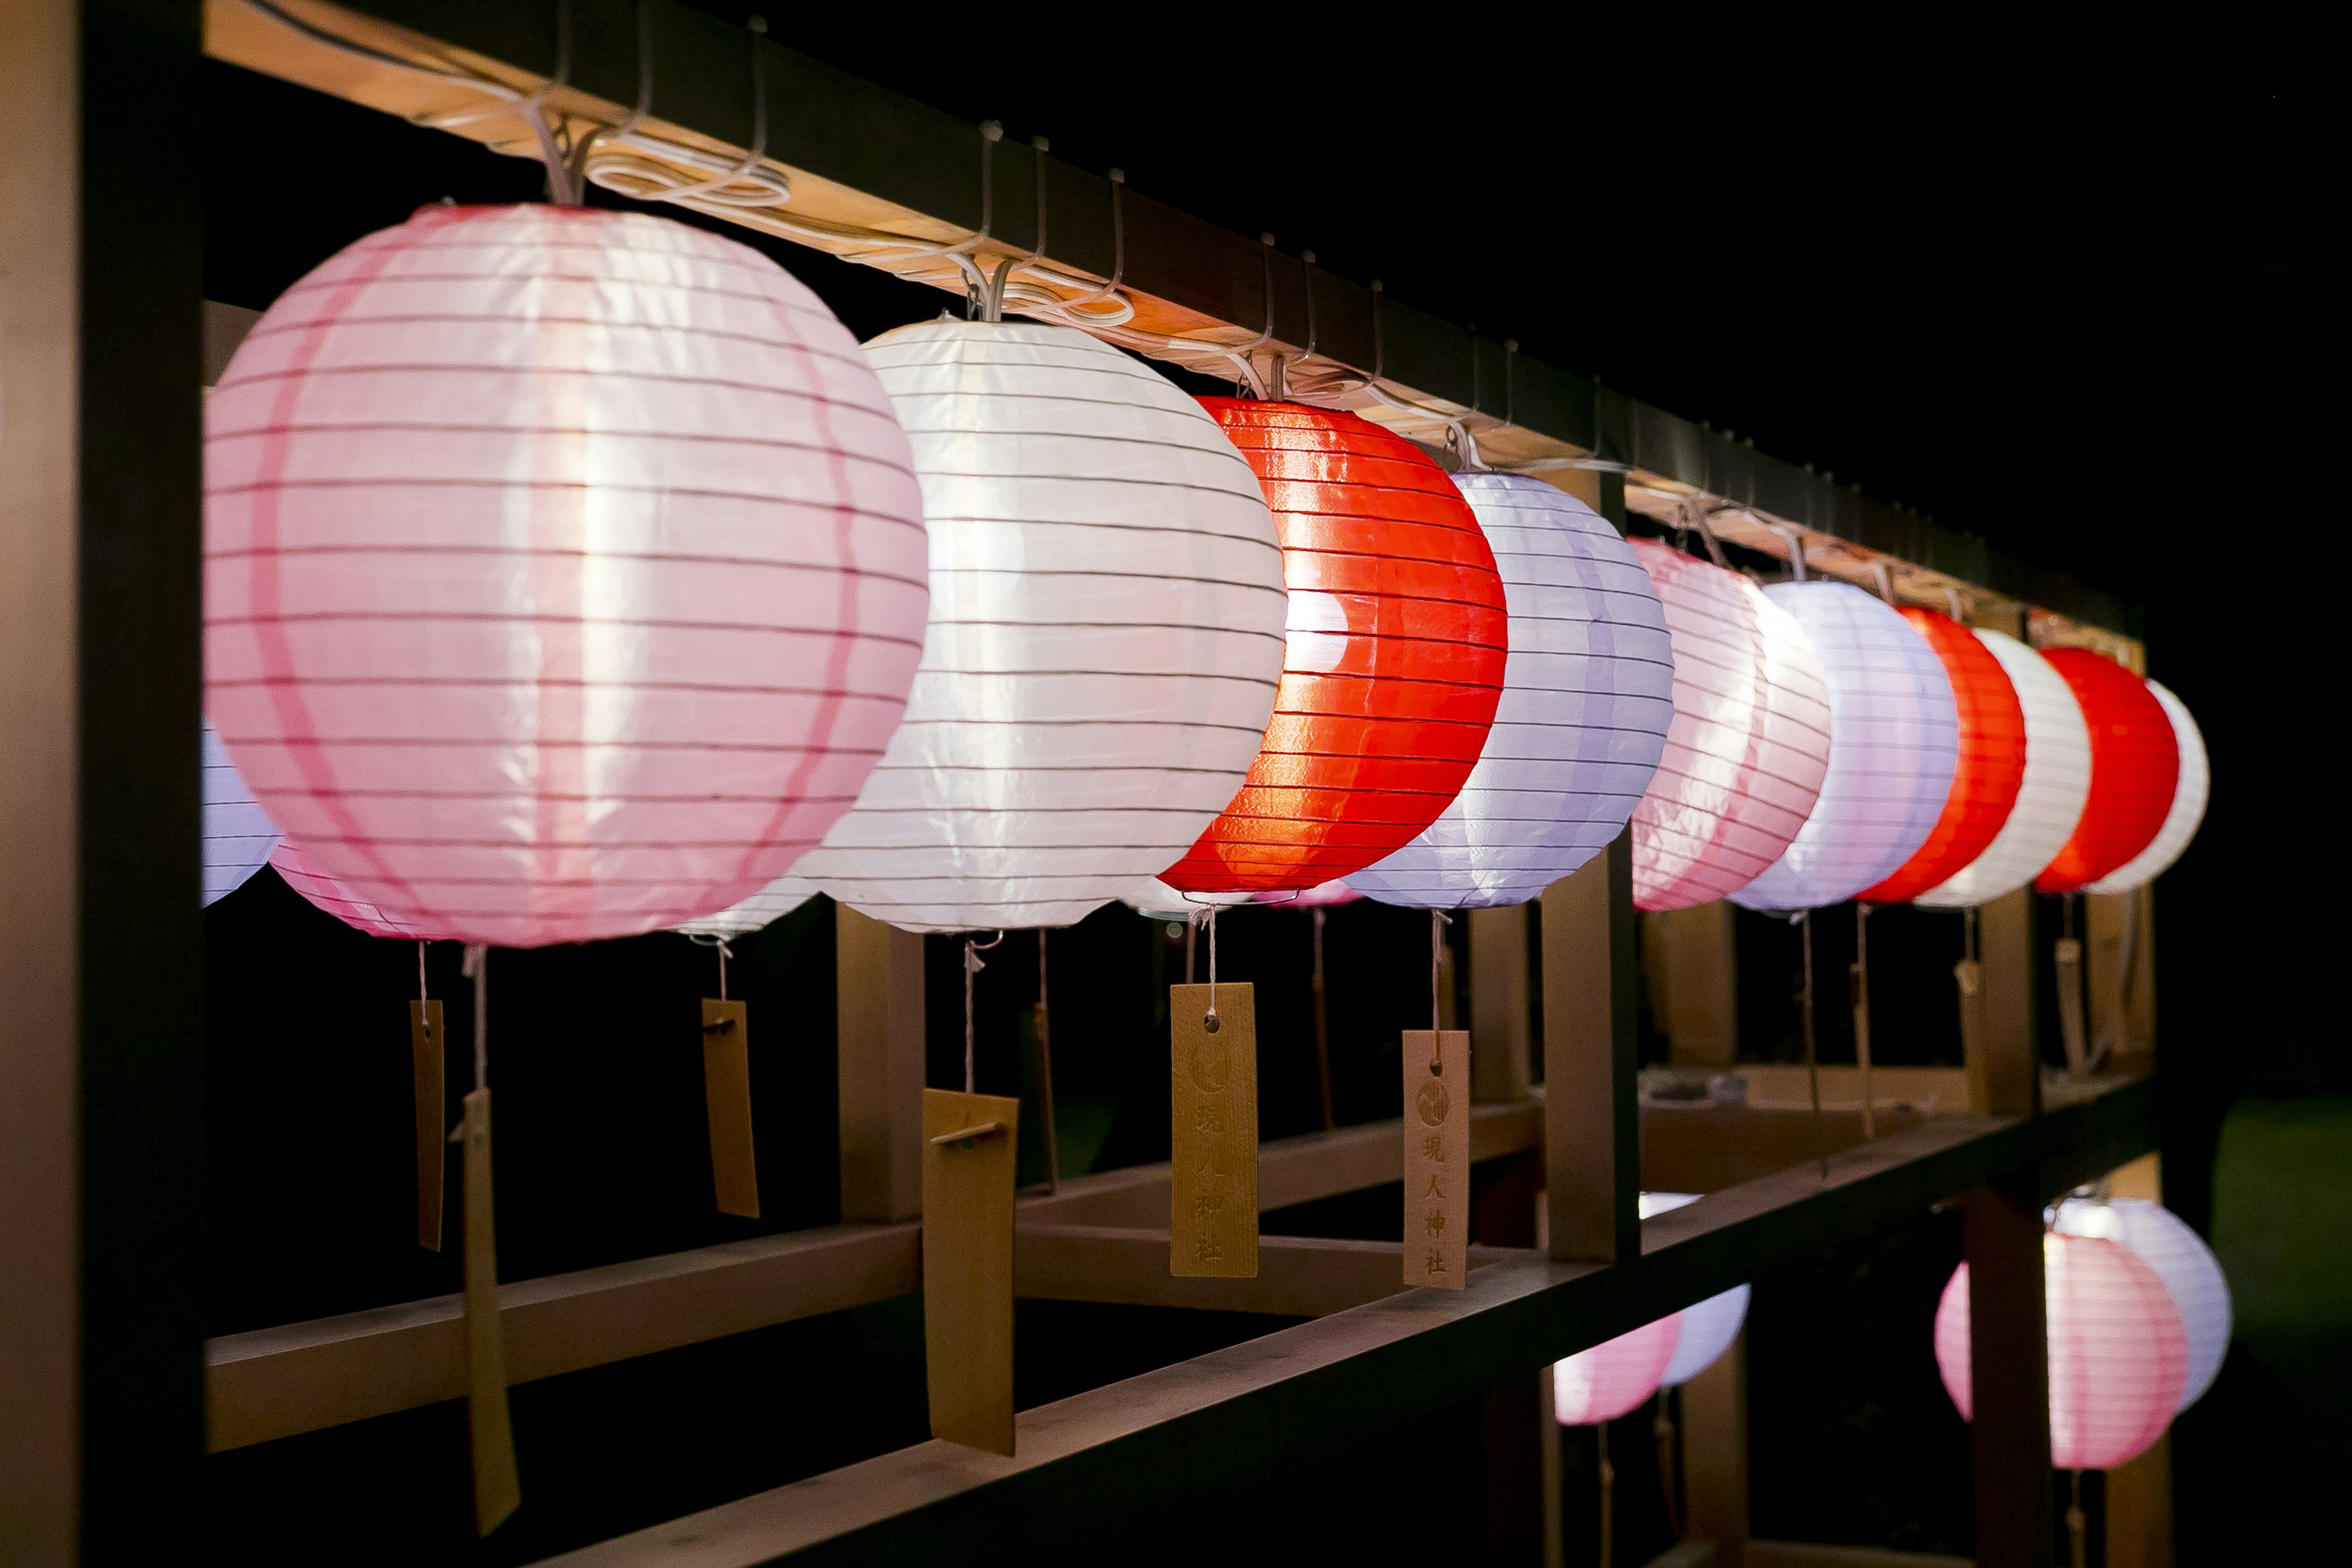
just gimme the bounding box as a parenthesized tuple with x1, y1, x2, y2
(1170, 982, 1257, 1279)
(411, 1000, 445, 1251)
(1403, 1029, 1470, 1289)
(461, 1087, 521, 1534)
(701, 998, 759, 1218)
(921, 1087, 1020, 1455)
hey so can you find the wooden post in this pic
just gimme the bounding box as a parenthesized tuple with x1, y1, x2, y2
(837, 905, 927, 1223)
(1470, 905, 1534, 1102)
(1649, 903, 1739, 1069)
(2086, 888, 2155, 1074)
(1973, 888, 2041, 1118)
(1966, 1180, 2054, 1567)
(1539, 830, 1640, 1265)
(1680, 1327, 1751, 1564)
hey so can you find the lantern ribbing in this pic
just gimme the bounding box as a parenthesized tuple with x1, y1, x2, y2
(1915, 629, 2090, 907)
(2034, 649, 2179, 894)
(2082, 680, 2207, 894)
(1858, 609, 2027, 904)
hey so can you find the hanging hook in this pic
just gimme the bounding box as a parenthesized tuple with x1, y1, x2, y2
(1771, 525, 1811, 582)
(960, 930, 1005, 1096)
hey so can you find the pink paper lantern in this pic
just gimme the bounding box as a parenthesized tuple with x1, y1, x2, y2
(205, 203, 929, 947)
(271, 841, 423, 940)
(1934, 1232, 2188, 1469)
(1553, 1314, 1682, 1425)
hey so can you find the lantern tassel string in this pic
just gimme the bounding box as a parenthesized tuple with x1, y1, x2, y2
(1205, 906, 1220, 1030)
(960, 933, 1003, 1097)
(419, 940, 430, 1005)
(1429, 910, 1453, 1074)
(1184, 905, 1199, 986)
(462, 944, 489, 1093)
(1795, 911, 1828, 1180)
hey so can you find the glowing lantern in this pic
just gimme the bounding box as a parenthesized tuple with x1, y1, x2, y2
(1350, 474, 1673, 908)
(1934, 1232, 2187, 1469)
(203, 720, 280, 906)
(1915, 630, 2090, 908)
(1730, 584, 1958, 912)
(1263, 879, 1360, 907)
(677, 874, 820, 938)
(1553, 1316, 1682, 1425)
(2084, 681, 2207, 894)
(1638, 1194, 1750, 1386)
(2053, 1196, 2231, 1412)
(794, 322, 1287, 933)
(1624, 543, 1832, 912)
(1158, 402, 1508, 895)
(2034, 650, 2178, 894)
(1858, 611, 2027, 903)
(271, 840, 423, 938)
(204, 203, 929, 948)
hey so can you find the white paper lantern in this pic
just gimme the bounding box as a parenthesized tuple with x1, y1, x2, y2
(1349, 475, 1673, 908)
(2054, 1196, 2231, 1412)
(1637, 1192, 1751, 1386)
(1915, 630, 2090, 908)
(1122, 877, 1251, 921)
(2084, 681, 2208, 894)
(676, 873, 820, 938)
(203, 720, 280, 906)
(799, 321, 1288, 933)
(1732, 582, 1958, 911)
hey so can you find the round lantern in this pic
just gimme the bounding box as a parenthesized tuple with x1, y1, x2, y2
(1124, 878, 1251, 921)
(1934, 1232, 2187, 1469)
(205, 203, 929, 948)
(1157, 401, 1507, 895)
(1857, 611, 2027, 904)
(796, 322, 1288, 932)
(1554, 1316, 1682, 1425)
(1730, 583, 1958, 912)
(677, 874, 820, 939)
(2054, 1196, 2231, 1412)
(1349, 473, 1673, 908)
(2084, 680, 2207, 894)
(203, 719, 281, 906)
(1915, 630, 2090, 908)
(2034, 650, 2178, 894)
(1623, 542, 1832, 912)
(1261, 878, 1361, 908)
(271, 840, 423, 938)
(1637, 1193, 1751, 1386)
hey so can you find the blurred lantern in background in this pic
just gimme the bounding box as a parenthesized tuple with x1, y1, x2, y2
(1915, 630, 2090, 908)
(2084, 680, 2208, 894)
(1639, 1193, 1750, 1386)
(203, 720, 280, 906)
(2053, 1196, 2231, 1412)
(1351, 473, 1672, 909)
(1858, 610, 2027, 903)
(1262, 878, 1360, 907)
(1159, 401, 1507, 896)
(1554, 1316, 1683, 1425)
(205, 203, 929, 947)
(1934, 1231, 2188, 1469)
(801, 323, 1287, 933)
(1732, 582, 1958, 911)
(2033, 650, 2179, 894)
(1625, 543, 1832, 911)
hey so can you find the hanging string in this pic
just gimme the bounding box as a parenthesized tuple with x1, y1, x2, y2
(1184, 905, 1199, 986)
(1035, 928, 1060, 1192)
(1597, 1422, 1616, 1568)
(1853, 901, 1875, 1140)
(462, 943, 489, 1091)
(1428, 910, 1453, 1074)
(718, 938, 731, 1001)
(1794, 911, 1828, 1180)
(1964, 904, 1980, 966)
(418, 940, 429, 1004)
(960, 933, 1002, 1096)
(1204, 907, 1221, 1031)
(1311, 905, 1335, 1131)
(2067, 1469, 2087, 1568)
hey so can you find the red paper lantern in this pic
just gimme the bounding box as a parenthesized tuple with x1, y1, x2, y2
(1858, 609, 2028, 903)
(1159, 402, 1507, 893)
(2034, 649, 2177, 893)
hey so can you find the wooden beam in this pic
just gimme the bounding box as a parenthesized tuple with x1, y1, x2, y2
(1974, 888, 2040, 1118)
(836, 906, 926, 1223)
(1470, 905, 1535, 1102)
(1964, 1180, 2054, 1567)
(1015, 1224, 1515, 1318)
(1540, 832, 1640, 1264)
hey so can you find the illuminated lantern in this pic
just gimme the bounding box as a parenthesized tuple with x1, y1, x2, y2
(271, 840, 423, 938)
(1934, 1232, 2187, 1469)
(1915, 630, 2090, 908)
(677, 874, 820, 939)
(203, 720, 280, 906)
(2084, 681, 2207, 894)
(205, 203, 929, 948)
(1158, 402, 1507, 895)
(2054, 1196, 2231, 1411)
(1626, 543, 1831, 912)
(1553, 1316, 1682, 1425)
(1350, 474, 1673, 908)
(798, 322, 1287, 932)
(1731, 584, 1958, 912)
(1262, 879, 1360, 907)
(1123, 878, 1250, 921)
(2034, 650, 2178, 894)
(1857, 611, 2027, 903)
(1639, 1194, 1749, 1385)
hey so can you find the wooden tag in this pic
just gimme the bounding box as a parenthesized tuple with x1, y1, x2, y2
(701, 998, 759, 1218)
(410, 1000, 445, 1251)
(1403, 1029, 1471, 1289)
(461, 1087, 521, 1535)
(1170, 982, 1257, 1278)
(921, 1087, 1020, 1455)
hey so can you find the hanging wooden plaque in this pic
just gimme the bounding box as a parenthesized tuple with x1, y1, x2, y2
(1403, 1028, 1471, 1289)
(701, 998, 759, 1218)
(1170, 981, 1257, 1279)
(410, 1000, 445, 1251)
(461, 1087, 521, 1534)
(921, 1087, 1020, 1455)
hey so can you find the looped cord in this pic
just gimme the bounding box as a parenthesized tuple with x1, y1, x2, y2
(962, 932, 1005, 1094)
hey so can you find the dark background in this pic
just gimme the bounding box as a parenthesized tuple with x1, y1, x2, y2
(200, 18, 2334, 1564)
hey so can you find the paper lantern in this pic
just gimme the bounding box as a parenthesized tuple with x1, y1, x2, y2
(205, 203, 929, 948)
(1637, 1192, 1751, 1386)
(271, 840, 422, 938)
(1915, 630, 2090, 908)
(1858, 611, 2027, 903)
(1124, 878, 1251, 922)
(1261, 878, 1361, 908)
(677, 874, 820, 938)
(1935, 1232, 2187, 1469)
(203, 720, 281, 906)
(2054, 1197, 2231, 1411)
(1554, 1316, 1681, 1425)
(797, 322, 1287, 932)
(1624, 543, 1832, 911)
(1158, 401, 1507, 895)
(2084, 681, 2207, 894)
(2034, 650, 2178, 894)
(1731, 584, 1958, 912)
(1350, 474, 1673, 908)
